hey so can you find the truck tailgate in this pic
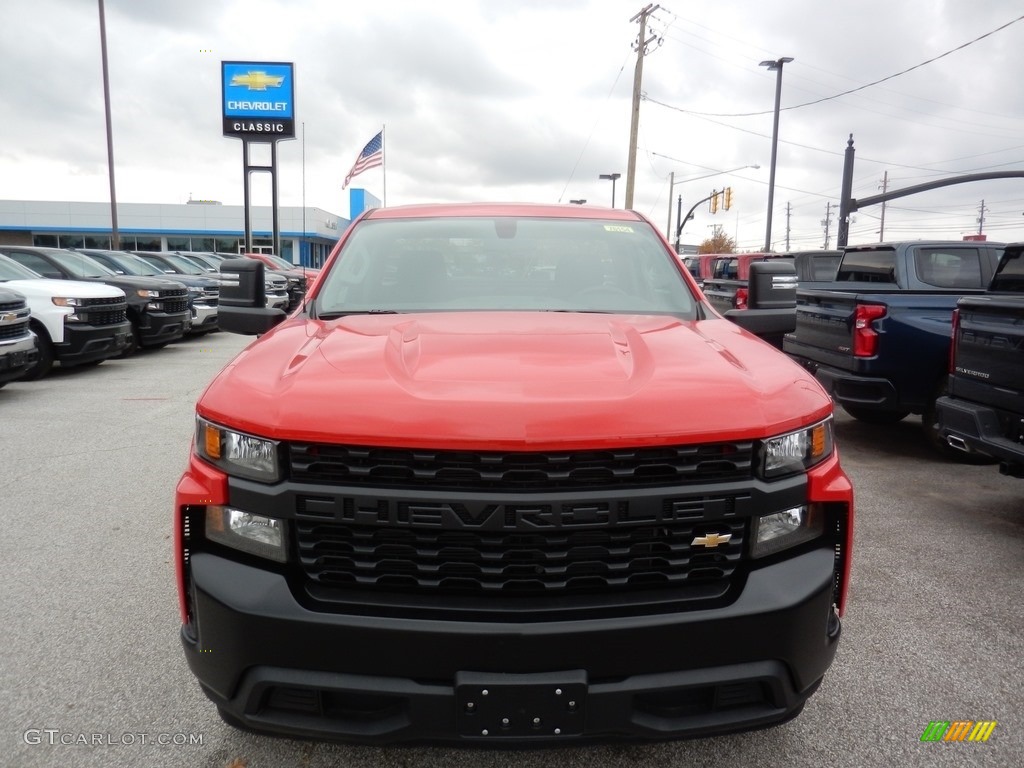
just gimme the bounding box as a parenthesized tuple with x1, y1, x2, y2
(952, 295, 1024, 409)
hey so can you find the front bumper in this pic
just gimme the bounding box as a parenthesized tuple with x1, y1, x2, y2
(175, 452, 852, 744)
(188, 304, 219, 334)
(138, 310, 190, 346)
(181, 547, 838, 744)
(0, 333, 38, 383)
(787, 356, 901, 412)
(57, 321, 132, 366)
(265, 293, 290, 311)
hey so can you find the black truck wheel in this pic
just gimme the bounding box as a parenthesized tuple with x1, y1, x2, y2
(117, 321, 141, 358)
(22, 324, 54, 381)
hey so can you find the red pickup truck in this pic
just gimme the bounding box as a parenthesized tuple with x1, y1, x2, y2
(175, 203, 853, 745)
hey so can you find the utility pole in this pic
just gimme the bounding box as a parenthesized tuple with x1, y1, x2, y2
(822, 202, 833, 249)
(97, 0, 119, 249)
(666, 171, 674, 238)
(878, 171, 888, 242)
(977, 199, 987, 235)
(784, 202, 792, 251)
(625, 4, 659, 210)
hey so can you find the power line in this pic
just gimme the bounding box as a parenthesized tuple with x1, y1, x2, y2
(649, 13, 1024, 118)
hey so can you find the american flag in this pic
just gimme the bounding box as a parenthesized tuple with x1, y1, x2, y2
(342, 131, 383, 189)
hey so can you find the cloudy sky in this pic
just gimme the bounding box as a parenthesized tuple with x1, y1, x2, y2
(2, 0, 1023, 251)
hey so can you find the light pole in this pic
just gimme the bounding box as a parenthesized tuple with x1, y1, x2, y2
(666, 165, 760, 243)
(599, 173, 621, 208)
(760, 56, 792, 252)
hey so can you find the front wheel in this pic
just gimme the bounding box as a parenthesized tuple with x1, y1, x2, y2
(841, 405, 910, 424)
(21, 325, 54, 381)
(117, 322, 141, 358)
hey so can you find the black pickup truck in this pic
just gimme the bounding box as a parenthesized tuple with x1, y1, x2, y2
(0, 246, 190, 355)
(782, 241, 1005, 456)
(935, 243, 1024, 477)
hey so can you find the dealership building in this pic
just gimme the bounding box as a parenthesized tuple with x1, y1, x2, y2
(0, 197, 363, 268)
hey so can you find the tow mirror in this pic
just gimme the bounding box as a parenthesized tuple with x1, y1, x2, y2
(218, 259, 285, 335)
(725, 261, 797, 347)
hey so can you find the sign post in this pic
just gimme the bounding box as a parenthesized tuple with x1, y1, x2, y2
(221, 61, 295, 255)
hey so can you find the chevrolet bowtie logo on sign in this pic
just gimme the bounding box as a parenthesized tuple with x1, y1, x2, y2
(230, 71, 284, 90)
(222, 61, 295, 139)
(691, 532, 732, 548)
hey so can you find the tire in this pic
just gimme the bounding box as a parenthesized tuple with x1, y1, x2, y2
(21, 324, 54, 381)
(841, 405, 910, 424)
(117, 321, 141, 358)
(923, 379, 997, 464)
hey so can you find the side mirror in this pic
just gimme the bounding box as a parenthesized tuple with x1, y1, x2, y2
(218, 259, 285, 335)
(725, 261, 797, 347)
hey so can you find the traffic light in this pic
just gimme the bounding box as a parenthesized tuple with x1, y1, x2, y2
(710, 190, 718, 214)
(724, 187, 733, 211)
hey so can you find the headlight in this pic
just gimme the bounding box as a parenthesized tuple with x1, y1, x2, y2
(187, 286, 202, 295)
(751, 504, 825, 558)
(205, 506, 288, 562)
(195, 417, 281, 482)
(759, 418, 834, 478)
(137, 289, 160, 298)
(52, 296, 84, 307)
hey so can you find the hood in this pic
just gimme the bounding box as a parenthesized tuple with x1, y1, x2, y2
(5, 278, 127, 301)
(91, 275, 187, 293)
(200, 312, 832, 450)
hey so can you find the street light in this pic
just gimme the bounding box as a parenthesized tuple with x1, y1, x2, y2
(599, 173, 621, 208)
(666, 165, 760, 244)
(760, 56, 793, 252)
(569, 199, 587, 205)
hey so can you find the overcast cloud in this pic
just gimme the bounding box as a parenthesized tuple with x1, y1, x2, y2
(2, 0, 1023, 250)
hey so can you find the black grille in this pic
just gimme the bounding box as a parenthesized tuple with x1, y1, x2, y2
(83, 308, 127, 326)
(289, 443, 754, 491)
(296, 519, 744, 595)
(80, 296, 124, 308)
(164, 298, 189, 313)
(0, 300, 25, 312)
(0, 320, 29, 340)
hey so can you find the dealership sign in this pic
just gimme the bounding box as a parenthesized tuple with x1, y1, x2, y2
(221, 61, 295, 139)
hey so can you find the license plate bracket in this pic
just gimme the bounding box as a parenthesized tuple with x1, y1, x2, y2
(455, 670, 587, 739)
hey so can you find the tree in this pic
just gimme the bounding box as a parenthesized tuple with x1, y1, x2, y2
(697, 230, 736, 254)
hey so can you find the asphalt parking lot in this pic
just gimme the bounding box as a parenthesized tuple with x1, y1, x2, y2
(1, 330, 1020, 768)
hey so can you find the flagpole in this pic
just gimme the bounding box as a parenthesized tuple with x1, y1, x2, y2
(381, 123, 387, 207)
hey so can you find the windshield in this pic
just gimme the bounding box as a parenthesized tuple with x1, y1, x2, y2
(150, 253, 205, 275)
(264, 254, 296, 270)
(0, 254, 43, 281)
(990, 249, 1024, 292)
(177, 253, 219, 272)
(49, 250, 116, 278)
(87, 251, 164, 277)
(315, 216, 696, 317)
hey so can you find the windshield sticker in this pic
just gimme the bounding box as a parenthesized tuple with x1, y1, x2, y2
(603, 225, 634, 233)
